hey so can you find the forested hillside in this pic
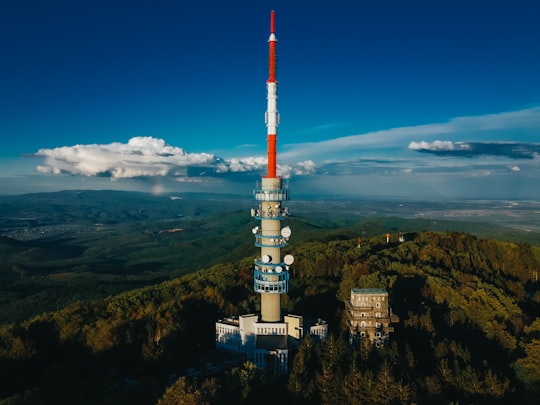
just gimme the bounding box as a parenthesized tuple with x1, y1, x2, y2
(2, 191, 539, 328)
(0, 231, 539, 404)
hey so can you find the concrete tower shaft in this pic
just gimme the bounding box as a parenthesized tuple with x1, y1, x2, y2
(253, 177, 290, 322)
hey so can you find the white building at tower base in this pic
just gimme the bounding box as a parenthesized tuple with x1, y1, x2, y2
(216, 314, 327, 375)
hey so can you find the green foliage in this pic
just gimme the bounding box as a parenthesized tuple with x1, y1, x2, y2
(0, 224, 539, 403)
(156, 377, 219, 405)
(0, 194, 256, 325)
(513, 330, 540, 395)
(288, 334, 317, 402)
(233, 361, 264, 402)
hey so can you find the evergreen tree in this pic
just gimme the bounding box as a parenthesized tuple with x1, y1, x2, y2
(156, 377, 210, 405)
(288, 335, 317, 402)
(375, 362, 397, 405)
(234, 361, 264, 403)
(316, 365, 342, 405)
(343, 358, 363, 405)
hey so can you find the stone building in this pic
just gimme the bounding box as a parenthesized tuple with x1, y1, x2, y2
(347, 288, 399, 348)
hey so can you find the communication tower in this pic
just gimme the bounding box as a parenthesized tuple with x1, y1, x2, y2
(216, 11, 328, 375)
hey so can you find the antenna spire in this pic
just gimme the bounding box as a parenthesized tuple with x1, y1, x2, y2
(266, 10, 278, 178)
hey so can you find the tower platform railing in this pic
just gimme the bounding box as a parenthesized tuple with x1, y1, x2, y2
(251, 205, 289, 220)
(254, 233, 288, 248)
(253, 268, 289, 294)
(253, 188, 289, 201)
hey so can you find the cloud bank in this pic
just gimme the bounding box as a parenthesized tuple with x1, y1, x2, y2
(32, 106, 540, 200)
(35, 136, 315, 179)
(408, 141, 540, 159)
(36, 137, 217, 178)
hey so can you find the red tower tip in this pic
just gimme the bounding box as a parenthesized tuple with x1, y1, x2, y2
(270, 10, 275, 33)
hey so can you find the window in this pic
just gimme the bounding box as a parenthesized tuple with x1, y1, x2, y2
(376, 302, 381, 308)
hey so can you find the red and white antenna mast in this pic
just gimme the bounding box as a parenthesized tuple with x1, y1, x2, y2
(266, 10, 279, 178)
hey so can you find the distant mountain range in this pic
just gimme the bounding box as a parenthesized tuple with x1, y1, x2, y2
(0, 189, 538, 325)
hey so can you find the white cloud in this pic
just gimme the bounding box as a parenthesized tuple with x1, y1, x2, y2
(34, 136, 319, 180)
(509, 166, 521, 172)
(279, 160, 317, 178)
(35, 136, 267, 179)
(35, 137, 214, 178)
(219, 157, 266, 173)
(407, 140, 540, 159)
(408, 140, 470, 151)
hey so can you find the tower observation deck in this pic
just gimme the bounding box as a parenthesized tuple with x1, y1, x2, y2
(215, 11, 327, 375)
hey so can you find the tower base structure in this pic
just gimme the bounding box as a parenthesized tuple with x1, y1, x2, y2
(216, 314, 327, 375)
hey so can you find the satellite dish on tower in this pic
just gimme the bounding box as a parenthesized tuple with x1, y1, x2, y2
(280, 226, 292, 238)
(262, 255, 272, 263)
(283, 254, 294, 265)
(275, 266, 283, 273)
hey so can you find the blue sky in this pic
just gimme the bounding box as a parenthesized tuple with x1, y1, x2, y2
(1, 0, 539, 199)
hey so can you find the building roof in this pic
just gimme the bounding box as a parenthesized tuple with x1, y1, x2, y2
(216, 317, 240, 327)
(352, 288, 388, 294)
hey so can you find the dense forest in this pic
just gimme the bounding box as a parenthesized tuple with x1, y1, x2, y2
(0, 230, 539, 404)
